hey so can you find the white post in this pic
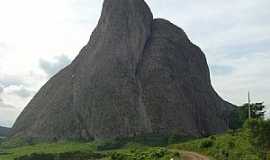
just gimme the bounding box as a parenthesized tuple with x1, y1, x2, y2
(248, 91, 251, 119)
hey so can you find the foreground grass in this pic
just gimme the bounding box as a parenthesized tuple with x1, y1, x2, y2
(170, 130, 264, 160)
(0, 130, 268, 160)
(0, 141, 96, 160)
(0, 138, 180, 160)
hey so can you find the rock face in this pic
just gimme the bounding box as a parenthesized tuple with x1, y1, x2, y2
(11, 0, 233, 140)
(0, 126, 10, 137)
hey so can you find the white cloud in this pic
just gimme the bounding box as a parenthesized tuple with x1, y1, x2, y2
(0, 84, 20, 127)
(5, 85, 34, 99)
(0, 107, 20, 127)
(0, 0, 270, 126)
(211, 52, 270, 105)
(0, 85, 3, 94)
(39, 55, 71, 77)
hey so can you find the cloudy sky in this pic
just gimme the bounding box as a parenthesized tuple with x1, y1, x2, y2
(0, 0, 269, 127)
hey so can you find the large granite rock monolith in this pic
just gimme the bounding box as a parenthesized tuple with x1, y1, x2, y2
(11, 0, 233, 140)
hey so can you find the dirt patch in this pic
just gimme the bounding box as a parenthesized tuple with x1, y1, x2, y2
(181, 151, 209, 160)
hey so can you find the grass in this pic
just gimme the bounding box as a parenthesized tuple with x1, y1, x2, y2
(0, 131, 268, 160)
(0, 141, 96, 160)
(169, 130, 262, 160)
(0, 137, 181, 160)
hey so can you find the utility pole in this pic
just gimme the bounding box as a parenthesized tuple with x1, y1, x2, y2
(248, 91, 251, 119)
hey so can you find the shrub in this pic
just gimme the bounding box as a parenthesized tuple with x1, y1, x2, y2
(110, 152, 127, 160)
(209, 136, 216, 141)
(199, 139, 214, 148)
(109, 148, 178, 160)
(168, 135, 178, 144)
(228, 141, 235, 148)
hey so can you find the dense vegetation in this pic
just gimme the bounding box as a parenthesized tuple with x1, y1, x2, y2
(109, 148, 180, 160)
(245, 119, 270, 159)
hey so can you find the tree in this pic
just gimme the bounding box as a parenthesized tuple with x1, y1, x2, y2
(229, 102, 266, 130)
(242, 102, 265, 119)
(250, 103, 265, 119)
(244, 119, 270, 160)
(229, 108, 246, 130)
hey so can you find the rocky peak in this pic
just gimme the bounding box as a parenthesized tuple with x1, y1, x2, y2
(11, 0, 233, 140)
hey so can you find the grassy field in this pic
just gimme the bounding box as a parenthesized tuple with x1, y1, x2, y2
(0, 137, 180, 160)
(0, 131, 268, 160)
(0, 141, 97, 160)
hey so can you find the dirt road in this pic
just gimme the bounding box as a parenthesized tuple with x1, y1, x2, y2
(180, 151, 209, 160)
(169, 149, 209, 160)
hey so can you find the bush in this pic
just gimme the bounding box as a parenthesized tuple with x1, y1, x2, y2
(228, 141, 235, 148)
(110, 152, 127, 160)
(199, 139, 214, 148)
(109, 148, 178, 160)
(168, 135, 178, 144)
(209, 135, 216, 141)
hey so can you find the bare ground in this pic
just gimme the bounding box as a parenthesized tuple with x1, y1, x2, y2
(180, 151, 209, 160)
